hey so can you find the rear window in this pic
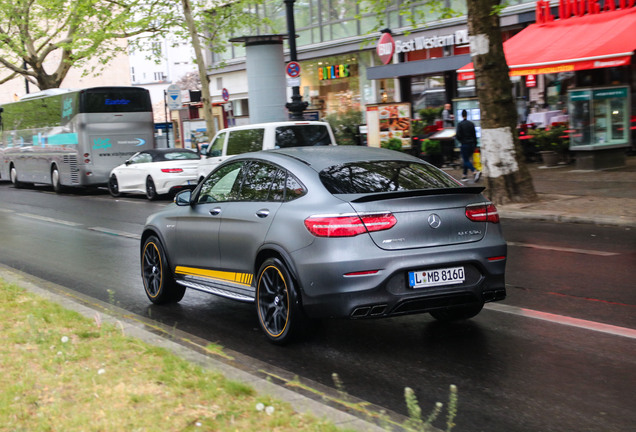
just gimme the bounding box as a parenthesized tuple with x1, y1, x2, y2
(319, 161, 460, 194)
(161, 151, 200, 161)
(227, 129, 264, 155)
(80, 88, 152, 113)
(275, 125, 332, 147)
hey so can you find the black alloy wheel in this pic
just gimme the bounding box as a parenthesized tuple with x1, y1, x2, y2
(146, 176, 158, 200)
(256, 257, 305, 344)
(141, 236, 185, 304)
(108, 174, 121, 197)
(429, 302, 484, 322)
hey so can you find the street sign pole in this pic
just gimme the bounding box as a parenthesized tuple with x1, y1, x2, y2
(284, 0, 308, 120)
(163, 89, 170, 147)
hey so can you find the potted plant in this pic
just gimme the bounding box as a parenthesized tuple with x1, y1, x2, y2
(419, 107, 442, 126)
(529, 126, 568, 166)
(422, 139, 443, 166)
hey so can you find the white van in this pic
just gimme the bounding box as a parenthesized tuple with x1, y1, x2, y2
(197, 121, 336, 182)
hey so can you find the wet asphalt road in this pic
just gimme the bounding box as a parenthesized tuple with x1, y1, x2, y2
(1, 183, 634, 432)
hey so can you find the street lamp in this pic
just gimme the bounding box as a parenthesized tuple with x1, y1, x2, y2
(284, 0, 308, 120)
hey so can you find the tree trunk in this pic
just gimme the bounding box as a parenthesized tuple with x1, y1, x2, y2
(466, 0, 536, 204)
(181, 0, 217, 145)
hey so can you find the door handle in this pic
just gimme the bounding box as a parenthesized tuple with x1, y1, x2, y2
(209, 207, 221, 216)
(256, 209, 270, 218)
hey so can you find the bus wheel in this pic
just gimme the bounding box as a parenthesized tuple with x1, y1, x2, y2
(51, 166, 64, 193)
(146, 176, 158, 200)
(108, 174, 121, 197)
(10, 165, 24, 189)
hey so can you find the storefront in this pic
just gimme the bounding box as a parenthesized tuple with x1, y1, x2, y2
(457, 2, 636, 169)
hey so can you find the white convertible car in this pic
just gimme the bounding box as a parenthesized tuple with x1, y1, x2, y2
(108, 149, 200, 200)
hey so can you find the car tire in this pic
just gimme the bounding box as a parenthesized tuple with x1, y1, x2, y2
(429, 302, 484, 322)
(10, 165, 24, 189)
(108, 174, 121, 197)
(256, 257, 306, 345)
(51, 166, 64, 193)
(146, 176, 158, 200)
(141, 235, 185, 304)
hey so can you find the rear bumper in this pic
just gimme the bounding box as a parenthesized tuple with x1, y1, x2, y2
(158, 177, 198, 195)
(291, 238, 507, 319)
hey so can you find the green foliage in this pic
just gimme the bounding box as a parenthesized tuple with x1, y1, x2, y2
(411, 120, 426, 137)
(529, 125, 569, 153)
(324, 109, 364, 145)
(419, 107, 442, 125)
(0, 0, 181, 89)
(357, 0, 460, 32)
(422, 139, 441, 155)
(382, 137, 404, 151)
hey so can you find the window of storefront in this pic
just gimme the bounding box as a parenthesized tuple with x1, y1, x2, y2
(411, 74, 446, 113)
(300, 53, 369, 117)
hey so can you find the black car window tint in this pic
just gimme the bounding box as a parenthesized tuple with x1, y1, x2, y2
(238, 161, 279, 201)
(209, 132, 225, 157)
(284, 173, 307, 201)
(197, 161, 243, 204)
(275, 125, 331, 148)
(319, 161, 459, 194)
(226, 129, 264, 155)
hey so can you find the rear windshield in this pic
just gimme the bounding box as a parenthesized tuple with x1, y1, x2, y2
(275, 125, 332, 147)
(80, 88, 152, 113)
(319, 161, 460, 194)
(160, 151, 200, 161)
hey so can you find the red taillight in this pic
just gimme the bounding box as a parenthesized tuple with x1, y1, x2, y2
(161, 168, 184, 173)
(465, 203, 500, 223)
(304, 213, 397, 237)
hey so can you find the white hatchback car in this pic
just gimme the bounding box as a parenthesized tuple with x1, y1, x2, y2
(197, 121, 336, 182)
(108, 148, 200, 200)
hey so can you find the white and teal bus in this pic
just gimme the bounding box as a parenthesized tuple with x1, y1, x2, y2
(0, 86, 154, 191)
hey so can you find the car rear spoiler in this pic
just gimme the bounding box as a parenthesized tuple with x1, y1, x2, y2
(347, 186, 486, 203)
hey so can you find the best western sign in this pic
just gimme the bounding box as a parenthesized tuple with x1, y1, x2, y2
(376, 29, 469, 64)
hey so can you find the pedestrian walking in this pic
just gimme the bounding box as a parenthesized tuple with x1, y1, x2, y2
(455, 109, 481, 182)
(442, 103, 454, 128)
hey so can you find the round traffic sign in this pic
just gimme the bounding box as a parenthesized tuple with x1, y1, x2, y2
(222, 88, 229, 102)
(286, 62, 301, 78)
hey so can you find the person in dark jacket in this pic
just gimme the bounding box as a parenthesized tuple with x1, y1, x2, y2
(455, 109, 481, 182)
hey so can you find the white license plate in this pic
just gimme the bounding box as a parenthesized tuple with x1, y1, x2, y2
(409, 266, 465, 288)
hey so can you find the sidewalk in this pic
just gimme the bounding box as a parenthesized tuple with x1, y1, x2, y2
(446, 154, 636, 228)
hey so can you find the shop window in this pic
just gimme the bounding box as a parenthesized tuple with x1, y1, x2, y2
(411, 75, 446, 113)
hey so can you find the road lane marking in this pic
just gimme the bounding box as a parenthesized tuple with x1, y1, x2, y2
(486, 303, 636, 340)
(87, 227, 141, 240)
(18, 213, 83, 227)
(507, 241, 619, 256)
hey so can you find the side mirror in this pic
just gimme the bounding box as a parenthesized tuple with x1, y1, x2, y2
(174, 189, 192, 206)
(125, 159, 132, 166)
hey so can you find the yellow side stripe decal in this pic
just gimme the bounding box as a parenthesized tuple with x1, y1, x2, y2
(175, 266, 253, 287)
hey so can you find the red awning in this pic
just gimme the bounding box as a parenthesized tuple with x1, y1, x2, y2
(458, 7, 636, 80)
